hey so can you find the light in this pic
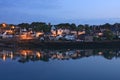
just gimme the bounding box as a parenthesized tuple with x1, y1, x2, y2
(78, 31, 86, 35)
(22, 52, 27, 56)
(2, 23, 6, 28)
(36, 52, 41, 58)
(10, 52, 13, 59)
(11, 26, 15, 29)
(6, 30, 13, 33)
(36, 32, 44, 37)
(20, 50, 27, 56)
(57, 29, 63, 35)
(98, 52, 103, 55)
(20, 50, 33, 56)
(19, 34, 33, 40)
(51, 31, 57, 36)
(2, 54, 6, 61)
(98, 33, 103, 36)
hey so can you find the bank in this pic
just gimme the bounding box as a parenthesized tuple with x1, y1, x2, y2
(0, 39, 120, 49)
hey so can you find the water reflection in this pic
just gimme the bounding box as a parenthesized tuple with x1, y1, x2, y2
(0, 48, 120, 63)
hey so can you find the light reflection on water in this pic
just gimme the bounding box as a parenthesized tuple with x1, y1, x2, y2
(0, 48, 120, 63)
(0, 48, 120, 80)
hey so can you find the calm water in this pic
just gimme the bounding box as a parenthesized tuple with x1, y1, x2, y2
(0, 48, 120, 80)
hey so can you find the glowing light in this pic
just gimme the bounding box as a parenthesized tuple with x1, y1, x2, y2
(2, 23, 6, 28)
(98, 52, 103, 55)
(78, 31, 85, 35)
(10, 53, 13, 59)
(20, 50, 27, 56)
(11, 26, 15, 29)
(36, 52, 41, 58)
(20, 50, 33, 56)
(19, 34, 33, 40)
(6, 30, 13, 33)
(23, 52, 27, 56)
(57, 29, 63, 35)
(98, 33, 103, 36)
(51, 31, 57, 36)
(36, 32, 44, 37)
(2, 54, 6, 61)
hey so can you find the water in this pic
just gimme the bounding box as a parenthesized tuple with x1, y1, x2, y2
(0, 48, 120, 80)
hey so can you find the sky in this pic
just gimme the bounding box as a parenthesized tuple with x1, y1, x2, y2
(0, 0, 120, 25)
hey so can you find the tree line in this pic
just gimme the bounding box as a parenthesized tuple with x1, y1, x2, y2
(0, 22, 120, 33)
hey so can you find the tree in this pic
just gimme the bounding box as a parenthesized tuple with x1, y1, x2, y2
(77, 24, 85, 31)
(84, 24, 91, 34)
(70, 23, 76, 30)
(30, 22, 51, 32)
(0, 24, 2, 28)
(56, 23, 71, 29)
(102, 23, 111, 29)
(103, 30, 114, 40)
(18, 23, 30, 29)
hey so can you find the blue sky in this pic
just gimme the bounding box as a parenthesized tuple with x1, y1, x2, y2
(0, 0, 120, 25)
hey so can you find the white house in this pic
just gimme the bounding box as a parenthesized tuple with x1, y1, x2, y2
(65, 35, 76, 41)
(0, 30, 14, 39)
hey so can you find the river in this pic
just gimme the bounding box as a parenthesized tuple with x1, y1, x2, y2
(0, 47, 120, 80)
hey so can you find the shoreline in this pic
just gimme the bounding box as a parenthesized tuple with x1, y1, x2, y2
(0, 39, 120, 49)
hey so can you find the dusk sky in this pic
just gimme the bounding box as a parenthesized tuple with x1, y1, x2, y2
(0, 0, 120, 25)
